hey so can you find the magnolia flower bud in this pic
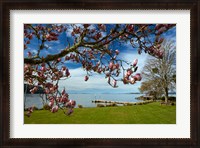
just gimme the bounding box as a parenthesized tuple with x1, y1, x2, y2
(26, 40, 30, 44)
(84, 75, 89, 81)
(115, 50, 119, 55)
(108, 77, 111, 84)
(133, 59, 138, 67)
(49, 101, 54, 107)
(51, 105, 58, 113)
(130, 77, 136, 84)
(61, 89, 65, 95)
(115, 63, 120, 69)
(26, 112, 31, 117)
(24, 64, 29, 71)
(65, 69, 70, 77)
(40, 66, 46, 72)
(27, 51, 32, 57)
(30, 89, 34, 94)
(71, 100, 76, 108)
(132, 73, 142, 81)
(113, 80, 117, 87)
(50, 87, 55, 93)
(66, 109, 74, 116)
(126, 69, 133, 77)
(109, 62, 114, 69)
(57, 58, 61, 62)
(155, 24, 163, 30)
(56, 97, 61, 102)
(62, 97, 68, 103)
(122, 77, 129, 84)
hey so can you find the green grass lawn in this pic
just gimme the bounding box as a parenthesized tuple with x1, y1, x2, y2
(24, 102, 176, 124)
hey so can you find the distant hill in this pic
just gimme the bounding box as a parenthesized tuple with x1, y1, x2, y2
(24, 84, 44, 94)
(129, 92, 142, 94)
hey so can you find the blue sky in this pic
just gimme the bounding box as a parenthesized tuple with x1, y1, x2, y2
(25, 24, 176, 94)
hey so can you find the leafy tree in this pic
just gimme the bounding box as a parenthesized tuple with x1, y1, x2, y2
(139, 79, 164, 99)
(24, 24, 175, 116)
(140, 40, 176, 102)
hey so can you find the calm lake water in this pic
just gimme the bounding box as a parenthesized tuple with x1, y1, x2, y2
(24, 93, 143, 109)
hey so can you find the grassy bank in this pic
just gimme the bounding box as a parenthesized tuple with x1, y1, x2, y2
(24, 102, 176, 124)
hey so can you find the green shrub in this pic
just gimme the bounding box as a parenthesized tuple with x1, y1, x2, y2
(106, 104, 111, 107)
(78, 104, 83, 108)
(159, 96, 176, 101)
(171, 102, 175, 106)
(43, 104, 51, 110)
(97, 104, 105, 107)
(106, 103, 118, 107)
(33, 106, 39, 110)
(168, 96, 176, 101)
(111, 103, 118, 107)
(126, 103, 133, 106)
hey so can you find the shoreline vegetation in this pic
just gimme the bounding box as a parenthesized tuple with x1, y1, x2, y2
(92, 99, 154, 107)
(24, 94, 176, 111)
(135, 95, 176, 102)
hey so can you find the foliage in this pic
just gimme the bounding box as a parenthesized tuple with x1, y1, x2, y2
(24, 24, 175, 115)
(78, 104, 83, 108)
(97, 104, 105, 107)
(139, 79, 164, 99)
(106, 103, 118, 107)
(43, 104, 51, 110)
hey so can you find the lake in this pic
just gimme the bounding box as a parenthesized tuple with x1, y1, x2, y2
(24, 93, 143, 109)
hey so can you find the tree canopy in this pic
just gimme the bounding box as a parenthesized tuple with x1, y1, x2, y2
(139, 40, 176, 102)
(24, 24, 175, 116)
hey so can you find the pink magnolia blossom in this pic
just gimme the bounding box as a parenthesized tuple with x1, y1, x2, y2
(84, 75, 89, 81)
(40, 66, 46, 72)
(126, 69, 133, 77)
(49, 101, 54, 107)
(57, 58, 61, 62)
(133, 59, 138, 67)
(115, 63, 120, 69)
(61, 88, 65, 95)
(51, 105, 58, 113)
(115, 50, 119, 55)
(65, 100, 76, 108)
(109, 62, 114, 69)
(113, 80, 117, 87)
(132, 73, 142, 81)
(27, 51, 32, 57)
(66, 109, 74, 116)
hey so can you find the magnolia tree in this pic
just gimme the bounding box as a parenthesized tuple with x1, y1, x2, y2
(24, 24, 175, 116)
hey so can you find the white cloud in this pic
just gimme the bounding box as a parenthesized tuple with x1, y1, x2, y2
(58, 73, 141, 93)
(58, 59, 145, 93)
(118, 49, 149, 73)
(69, 67, 87, 77)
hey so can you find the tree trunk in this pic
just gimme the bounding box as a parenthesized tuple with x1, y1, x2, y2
(24, 84, 28, 110)
(164, 87, 169, 103)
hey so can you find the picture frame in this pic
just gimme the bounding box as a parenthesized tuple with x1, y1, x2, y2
(1, 0, 199, 147)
